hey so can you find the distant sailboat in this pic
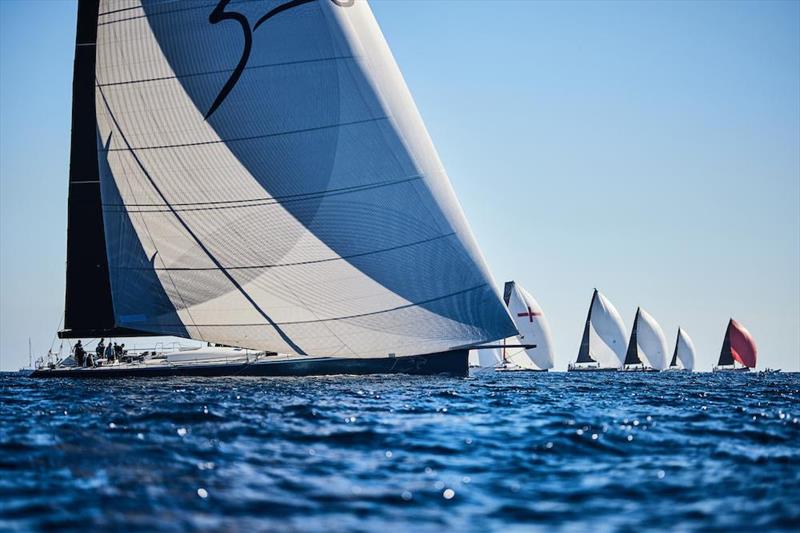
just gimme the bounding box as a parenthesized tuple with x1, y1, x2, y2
(621, 307, 668, 372)
(495, 282, 554, 372)
(568, 289, 626, 371)
(666, 328, 696, 371)
(713, 319, 757, 372)
(32, 0, 518, 379)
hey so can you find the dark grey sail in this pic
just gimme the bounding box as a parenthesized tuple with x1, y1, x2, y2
(503, 281, 514, 306)
(717, 320, 734, 366)
(669, 329, 680, 367)
(575, 289, 599, 364)
(623, 308, 643, 366)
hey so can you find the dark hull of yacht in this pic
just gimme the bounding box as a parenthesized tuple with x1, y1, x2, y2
(712, 366, 751, 373)
(30, 350, 469, 379)
(567, 365, 618, 372)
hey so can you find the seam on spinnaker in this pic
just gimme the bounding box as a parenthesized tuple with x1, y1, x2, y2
(98, 55, 356, 88)
(105, 175, 423, 212)
(103, 116, 389, 152)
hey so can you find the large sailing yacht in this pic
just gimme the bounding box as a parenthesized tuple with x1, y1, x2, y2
(33, 0, 518, 378)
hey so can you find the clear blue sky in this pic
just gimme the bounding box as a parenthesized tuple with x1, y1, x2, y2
(1, 0, 798, 371)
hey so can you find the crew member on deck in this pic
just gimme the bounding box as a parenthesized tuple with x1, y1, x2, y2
(96, 339, 105, 362)
(105, 341, 114, 364)
(74, 340, 85, 367)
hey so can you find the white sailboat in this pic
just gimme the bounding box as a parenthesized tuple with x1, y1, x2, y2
(495, 281, 554, 372)
(568, 289, 627, 371)
(666, 328, 696, 371)
(621, 307, 669, 372)
(33, 0, 518, 378)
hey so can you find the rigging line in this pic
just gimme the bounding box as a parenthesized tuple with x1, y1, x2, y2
(96, 84, 307, 356)
(103, 116, 389, 152)
(50, 313, 65, 353)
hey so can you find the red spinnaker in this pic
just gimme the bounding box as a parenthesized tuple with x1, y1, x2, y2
(729, 319, 757, 368)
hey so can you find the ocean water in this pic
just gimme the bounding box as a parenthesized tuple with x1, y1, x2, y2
(1, 371, 798, 532)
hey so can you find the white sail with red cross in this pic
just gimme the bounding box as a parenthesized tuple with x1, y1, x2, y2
(502, 281, 555, 370)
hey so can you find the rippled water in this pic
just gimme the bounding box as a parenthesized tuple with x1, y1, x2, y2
(1, 372, 799, 531)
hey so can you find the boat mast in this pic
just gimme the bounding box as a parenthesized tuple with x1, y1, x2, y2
(575, 289, 598, 364)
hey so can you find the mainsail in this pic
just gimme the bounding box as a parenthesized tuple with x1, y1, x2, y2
(670, 327, 696, 371)
(575, 289, 627, 368)
(718, 319, 757, 368)
(502, 281, 555, 370)
(60, 0, 518, 359)
(624, 307, 669, 370)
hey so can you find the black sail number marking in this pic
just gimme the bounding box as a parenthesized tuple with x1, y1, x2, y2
(206, 0, 352, 119)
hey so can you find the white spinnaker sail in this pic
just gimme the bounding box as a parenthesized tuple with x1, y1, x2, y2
(676, 328, 696, 371)
(636, 308, 669, 370)
(92, 0, 516, 357)
(588, 291, 627, 367)
(503, 282, 554, 370)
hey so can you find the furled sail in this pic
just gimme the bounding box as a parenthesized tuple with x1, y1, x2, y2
(502, 281, 554, 370)
(575, 289, 627, 368)
(670, 328, 696, 371)
(625, 308, 668, 370)
(61, 0, 518, 358)
(718, 319, 757, 368)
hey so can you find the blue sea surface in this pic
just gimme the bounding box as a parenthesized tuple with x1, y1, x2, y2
(1, 372, 798, 531)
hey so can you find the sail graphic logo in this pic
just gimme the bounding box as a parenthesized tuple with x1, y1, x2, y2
(206, 0, 353, 119)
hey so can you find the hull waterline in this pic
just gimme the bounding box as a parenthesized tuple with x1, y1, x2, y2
(620, 366, 660, 373)
(567, 365, 618, 372)
(712, 366, 751, 373)
(495, 367, 548, 373)
(30, 350, 469, 379)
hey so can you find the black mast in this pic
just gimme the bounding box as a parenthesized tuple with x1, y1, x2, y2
(717, 319, 735, 366)
(575, 289, 598, 364)
(59, 0, 149, 339)
(623, 308, 643, 366)
(669, 328, 680, 368)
